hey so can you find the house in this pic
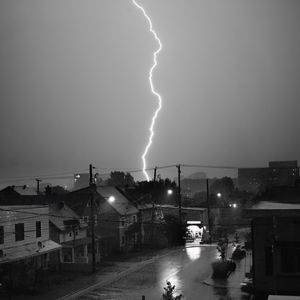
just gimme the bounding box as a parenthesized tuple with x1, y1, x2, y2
(0, 187, 61, 288)
(244, 201, 300, 298)
(62, 187, 113, 260)
(97, 186, 139, 253)
(49, 200, 92, 271)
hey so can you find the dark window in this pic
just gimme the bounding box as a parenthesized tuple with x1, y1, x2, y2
(15, 223, 24, 241)
(36, 221, 41, 238)
(265, 246, 273, 275)
(0, 226, 4, 244)
(280, 247, 300, 274)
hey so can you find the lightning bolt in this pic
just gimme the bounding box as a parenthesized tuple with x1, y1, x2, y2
(132, 0, 163, 181)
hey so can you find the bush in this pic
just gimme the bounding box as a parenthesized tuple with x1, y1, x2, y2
(211, 260, 236, 278)
(162, 281, 183, 300)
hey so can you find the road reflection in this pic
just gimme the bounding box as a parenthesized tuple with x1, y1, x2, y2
(185, 246, 202, 261)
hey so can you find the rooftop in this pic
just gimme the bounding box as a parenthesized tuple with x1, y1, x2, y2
(97, 186, 138, 215)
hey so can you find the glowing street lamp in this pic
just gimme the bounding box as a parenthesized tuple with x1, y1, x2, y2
(108, 196, 115, 203)
(217, 193, 222, 198)
(167, 189, 173, 196)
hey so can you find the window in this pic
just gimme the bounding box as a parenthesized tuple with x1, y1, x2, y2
(36, 221, 41, 238)
(122, 236, 125, 245)
(280, 247, 300, 274)
(0, 226, 3, 244)
(94, 215, 98, 225)
(133, 215, 137, 223)
(121, 218, 125, 227)
(15, 223, 24, 241)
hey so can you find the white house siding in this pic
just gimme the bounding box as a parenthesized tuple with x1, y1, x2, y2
(59, 228, 87, 244)
(0, 205, 49, 258)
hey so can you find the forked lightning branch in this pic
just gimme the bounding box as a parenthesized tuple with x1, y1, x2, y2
(132, 0, 163, 181)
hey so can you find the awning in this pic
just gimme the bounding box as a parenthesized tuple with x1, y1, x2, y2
(0, 240, 62, 265)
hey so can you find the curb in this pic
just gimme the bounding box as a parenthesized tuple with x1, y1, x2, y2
(203, 277, 242, 290)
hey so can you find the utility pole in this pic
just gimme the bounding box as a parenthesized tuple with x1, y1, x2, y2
(89, 164, 96, 273)
(151, 167, 157, 245)
(206, 179, 212, 243)
(177, 165, 182, 224)
(36, 179, 42, 195)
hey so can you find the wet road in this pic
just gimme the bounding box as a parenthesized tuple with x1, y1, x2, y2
(77, 242, 252, 300)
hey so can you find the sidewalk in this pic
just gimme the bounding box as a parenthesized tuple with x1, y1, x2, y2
(0, 247, 180, 300)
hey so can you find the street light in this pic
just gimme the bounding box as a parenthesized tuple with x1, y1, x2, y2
(108, 196, 115, 203)
(167, 189, 173, 196)
(217, 192, 222, 198)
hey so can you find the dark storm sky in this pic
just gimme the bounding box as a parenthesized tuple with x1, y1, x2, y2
(1, 0, 300, 184)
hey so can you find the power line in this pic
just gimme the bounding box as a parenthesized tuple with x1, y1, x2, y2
(0, 162, 250, 184)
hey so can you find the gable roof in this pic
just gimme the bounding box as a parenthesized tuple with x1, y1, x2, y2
(0, 187, 47, 205)
(63, 187, 92, 216)
(97, 186, 138, 215)
(49, 202, 86, 231)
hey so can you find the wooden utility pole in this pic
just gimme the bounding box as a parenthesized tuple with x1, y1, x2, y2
(177, 165, 182, 224)
(89, 164, 96, 273)
(151, 167, 157, 244)
(206, 179, 212, 243)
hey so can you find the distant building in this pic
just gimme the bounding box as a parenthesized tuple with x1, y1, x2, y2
(238, 160, 299, 193)
(160, 204, 208, 226)
(244, 202, 300, 298)
(73, 173, 90, 190)
(181, 178, 208, 197)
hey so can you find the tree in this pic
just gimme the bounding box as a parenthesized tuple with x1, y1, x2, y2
(106, 171, 135, 186)
(135, 178, 177, 205)
(44, 185, 69, 195)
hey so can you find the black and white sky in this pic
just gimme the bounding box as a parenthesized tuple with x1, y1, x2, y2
(1, 0, 300, 186)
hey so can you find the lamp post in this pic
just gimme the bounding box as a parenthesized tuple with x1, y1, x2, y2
(206, 179, 212, 243)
